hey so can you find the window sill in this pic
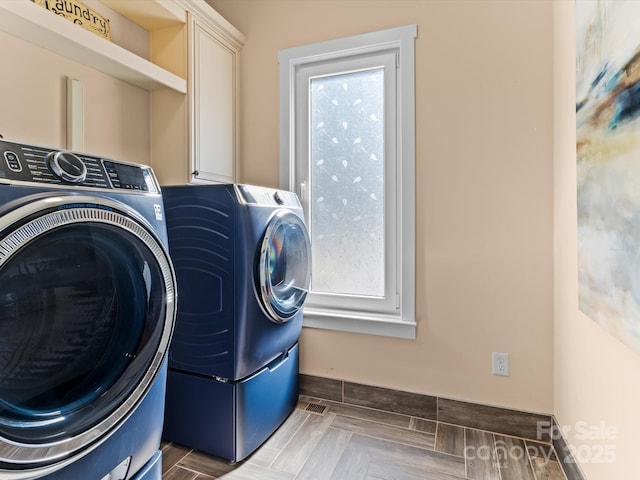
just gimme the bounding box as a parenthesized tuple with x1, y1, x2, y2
(302, 308, 416, 340)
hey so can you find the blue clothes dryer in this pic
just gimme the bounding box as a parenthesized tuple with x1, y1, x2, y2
(0, 139, 176, 480)
(162, 184, 311, 462)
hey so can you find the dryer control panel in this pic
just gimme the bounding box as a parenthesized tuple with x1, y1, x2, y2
(236, 184, 301, 208)
(0, 139, 159, 193)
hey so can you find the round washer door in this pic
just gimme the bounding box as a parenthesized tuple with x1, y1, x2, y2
(258, 209, 311, 323)
(0, 195, 175, 478)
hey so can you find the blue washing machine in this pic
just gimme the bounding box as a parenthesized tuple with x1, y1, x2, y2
(0, 139, 176, 479)
(162, 184, 311, 462)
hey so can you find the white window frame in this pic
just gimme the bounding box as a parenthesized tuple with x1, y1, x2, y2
(279, 24, 417, 339)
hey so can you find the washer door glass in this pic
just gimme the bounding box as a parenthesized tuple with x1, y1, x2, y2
(259, 210, 311, 323)
(0, 223, 164, 443)
(0, 198, 175, 469)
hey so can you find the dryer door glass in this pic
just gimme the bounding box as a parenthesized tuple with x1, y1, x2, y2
(259, 210, 311, 323)
(0, 199, 175, 468)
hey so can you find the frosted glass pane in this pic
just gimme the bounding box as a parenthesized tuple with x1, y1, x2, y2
(310, 68, 385, 297)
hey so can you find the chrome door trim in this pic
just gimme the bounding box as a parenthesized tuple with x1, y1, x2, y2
(258, 209, 311, 323)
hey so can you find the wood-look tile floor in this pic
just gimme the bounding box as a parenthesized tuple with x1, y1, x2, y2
(161, 396, 567, 480)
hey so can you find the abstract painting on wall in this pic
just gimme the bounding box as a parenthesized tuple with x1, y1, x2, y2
(576, 0, 640, 352)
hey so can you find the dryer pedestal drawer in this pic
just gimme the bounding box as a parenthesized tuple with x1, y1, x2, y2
(163, 343, 299, 462)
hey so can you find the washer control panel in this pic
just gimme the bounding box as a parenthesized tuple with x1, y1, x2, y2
(0, 139, 159, 193)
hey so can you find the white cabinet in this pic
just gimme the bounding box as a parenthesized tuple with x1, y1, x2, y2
(151, 1, 245, 185)
(189, 13, 238, 184)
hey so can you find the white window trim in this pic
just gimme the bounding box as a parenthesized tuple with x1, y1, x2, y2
(279, 24, 417, 340)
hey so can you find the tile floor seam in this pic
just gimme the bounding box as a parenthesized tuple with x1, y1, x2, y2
(287, 428, 350, 479)
(485, 428, 552, 446)
(337, 431, 466, 479)
(271, 411, 311, 452)
(270, 412, 337, 476)
(329, 412, 432, 432)
(525, 444, 539, 480)
(331, 427, 438, 454)
(326, 411, 414, 431)
(340, 401, 437, 421)
(463, 425, 468, 480)
(493, 432, 504, 480)
(164, 448, 195, 469)
(323, 398, 431, 423)
(168, 464, 216, 480)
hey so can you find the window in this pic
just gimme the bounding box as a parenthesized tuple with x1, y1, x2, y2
(279, 25, 417, 339)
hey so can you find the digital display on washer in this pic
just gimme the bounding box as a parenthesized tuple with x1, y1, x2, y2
(103, 161, 158, 193)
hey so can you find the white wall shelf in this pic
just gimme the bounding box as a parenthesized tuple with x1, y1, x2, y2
(0, 0, 187, 93)
(101, 0, 185, 30)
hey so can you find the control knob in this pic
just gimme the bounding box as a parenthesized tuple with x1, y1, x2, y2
(46, 151, 87, 184)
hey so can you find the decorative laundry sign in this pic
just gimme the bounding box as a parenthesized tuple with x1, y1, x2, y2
(33, 0, 111, 41)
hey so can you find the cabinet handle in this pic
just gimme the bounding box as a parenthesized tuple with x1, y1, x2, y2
(192, 170, 199, 177)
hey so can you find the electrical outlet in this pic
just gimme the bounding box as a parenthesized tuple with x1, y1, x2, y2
(492, 352, 510, 376)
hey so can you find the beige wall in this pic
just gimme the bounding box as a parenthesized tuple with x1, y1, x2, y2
(210, 0, 554, 413)
(554, 2, 640, 478)
(0, 20, 149, 164)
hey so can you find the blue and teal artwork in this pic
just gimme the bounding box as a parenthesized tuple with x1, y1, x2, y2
(576, 0, 640, 352)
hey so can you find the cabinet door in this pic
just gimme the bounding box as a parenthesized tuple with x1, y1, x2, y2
(191, 18, 236, 183)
